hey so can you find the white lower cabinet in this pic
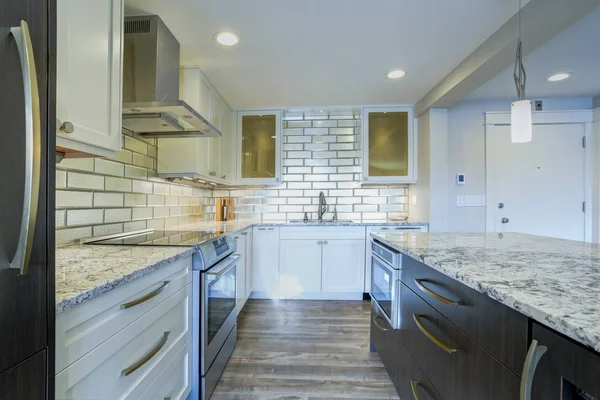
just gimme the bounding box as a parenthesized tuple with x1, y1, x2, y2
(139, 339, 192, 400)
(279, 240, 323, 295)
(55, 256, 193, 400)
(322, 240, 366, 293)
(252, 227, 280, 296)
(245, 229, 253, 301)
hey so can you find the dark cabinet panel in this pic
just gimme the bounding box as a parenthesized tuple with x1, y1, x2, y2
(0, 350, 46, 400)
(531, 322, 600, 400)
(0, 0, 50, 375)
(395, 336, 442, 400)
(400, 255, 528, 375)
(398, 282, 519, 400)
(370, 299, 397, 382)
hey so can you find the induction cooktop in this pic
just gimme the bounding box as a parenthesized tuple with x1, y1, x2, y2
(85, 229, 224, 247)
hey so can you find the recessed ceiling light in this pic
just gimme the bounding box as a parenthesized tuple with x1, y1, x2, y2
(214, 32, 240, 46)
(547, 72, 571, 82)
(386, 69, 406, 79)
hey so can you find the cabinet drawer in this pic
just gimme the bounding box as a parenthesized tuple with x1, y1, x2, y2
(398, 283, 519, 400)
(56, 255, 192, 373)
(370, 300, 397, 381)
(395, 337, 442, 400)
(400, 255, 527, 375)
(55, 284, 192, 400)
(279, 226, 365, 240)
(139, 339, 192, 400)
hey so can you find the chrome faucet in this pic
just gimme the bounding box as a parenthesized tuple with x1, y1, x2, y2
(318, 191, 327, 220)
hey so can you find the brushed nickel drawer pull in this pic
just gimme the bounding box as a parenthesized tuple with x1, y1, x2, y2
(373, 315, 390, 332)
(121, 281, 170, 309)
(410, 380, 423, 400)
(164, 396, 171, 400)
(414, 279, 459, 306)
(121, 331, 171, 376)
(520, 340, 547, 400)
(413, 314, 457, 354)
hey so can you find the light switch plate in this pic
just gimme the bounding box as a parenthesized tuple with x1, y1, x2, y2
(412, 195, 418, 206)
(456, 196, 465, 207)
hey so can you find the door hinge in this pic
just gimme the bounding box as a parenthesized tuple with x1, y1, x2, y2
(582, 137, 587, 148)
(583, 201, 586, 213)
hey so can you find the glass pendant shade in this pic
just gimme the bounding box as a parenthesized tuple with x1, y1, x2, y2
(510, 100, 532, 143)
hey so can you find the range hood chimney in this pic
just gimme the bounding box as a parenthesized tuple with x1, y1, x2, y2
(122, 15, 221, 138)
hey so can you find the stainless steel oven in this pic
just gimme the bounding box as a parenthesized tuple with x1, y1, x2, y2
(192, 234, 239, 400)
(371, 240, 402, 329)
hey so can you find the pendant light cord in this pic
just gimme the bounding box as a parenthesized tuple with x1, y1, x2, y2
(513, 0, 527, 101)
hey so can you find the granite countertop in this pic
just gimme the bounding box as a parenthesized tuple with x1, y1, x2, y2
(56, 219, 428, 314)
(55, 244, 195, 314)
(372, 231, 600, 353)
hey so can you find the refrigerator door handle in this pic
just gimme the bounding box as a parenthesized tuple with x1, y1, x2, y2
(9, 20, 41, 275)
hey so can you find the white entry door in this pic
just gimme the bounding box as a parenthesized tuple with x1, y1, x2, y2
(486, 123, 585, 241)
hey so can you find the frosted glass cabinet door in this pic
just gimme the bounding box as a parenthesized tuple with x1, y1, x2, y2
(236, 110, 282, 185)
(362, 107, 415, 183)
(56, 0, 123, 156)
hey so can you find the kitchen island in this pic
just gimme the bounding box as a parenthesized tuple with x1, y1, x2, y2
(370, 231, 600, 399)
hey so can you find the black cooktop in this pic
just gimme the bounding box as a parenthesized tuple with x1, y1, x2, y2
(86, 230, 223, 247)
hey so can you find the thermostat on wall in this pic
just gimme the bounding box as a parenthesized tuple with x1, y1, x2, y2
(456, 173, 466, 185)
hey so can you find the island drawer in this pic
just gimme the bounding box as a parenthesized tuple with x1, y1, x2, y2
(55, 283, 192, 400)
(370, 300, 397, 381)
(399, 254, 528, 375)
(398, 282, 520, 400)
(56, 255, 192, 373)
(394, 336, 442, 400)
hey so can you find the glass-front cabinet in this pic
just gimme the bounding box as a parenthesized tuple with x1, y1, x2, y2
(235, 110, 282, 185)
(362, 106, 415, 183)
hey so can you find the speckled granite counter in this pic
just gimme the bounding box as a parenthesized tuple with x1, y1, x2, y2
(56, 244, 195, 314)
(371, 232, 600, 353)
(55, 220, 427, 314)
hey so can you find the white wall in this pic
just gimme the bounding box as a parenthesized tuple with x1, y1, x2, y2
(446, 97, 593, 232)
(410, 109, 448, 231)
(593, 106, 600, 242)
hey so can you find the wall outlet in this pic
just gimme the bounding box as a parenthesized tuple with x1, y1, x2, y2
(534, 100, 543, 111)
(456, 196, 465, 207)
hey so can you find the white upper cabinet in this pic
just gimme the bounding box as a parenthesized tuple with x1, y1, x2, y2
(235, 110, 282, 185)
(56, 0, 123, 157)
(157, 66, 232, 184)
(362, 106, 416, 184)
(219, 102, 233, 182)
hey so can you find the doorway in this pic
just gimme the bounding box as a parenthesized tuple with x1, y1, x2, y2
(485, 120, 586, 241)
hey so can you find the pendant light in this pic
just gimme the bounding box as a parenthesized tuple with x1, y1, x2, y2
(511, 0, 532, 143)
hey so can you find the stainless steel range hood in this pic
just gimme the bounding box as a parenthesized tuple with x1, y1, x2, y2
(122, 15, 221, 138)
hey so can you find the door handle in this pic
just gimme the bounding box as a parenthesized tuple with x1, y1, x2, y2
(9, 20, 41, 275)
(520, 340, 547, 400)
(501, 217, 510, 224)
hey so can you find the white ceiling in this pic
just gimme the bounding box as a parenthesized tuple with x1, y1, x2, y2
(468, 6, 600, 101)
(124, 0, 526, 109)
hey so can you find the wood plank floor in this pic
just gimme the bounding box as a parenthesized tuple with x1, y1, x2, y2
(211, 299, 399, 400)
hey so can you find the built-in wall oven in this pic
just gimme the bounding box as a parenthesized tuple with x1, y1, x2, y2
(192, 234, 239, 399)
(371, 240, 402, 329)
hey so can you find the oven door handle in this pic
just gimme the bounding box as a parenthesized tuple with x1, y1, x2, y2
(206, 254, 240, 279)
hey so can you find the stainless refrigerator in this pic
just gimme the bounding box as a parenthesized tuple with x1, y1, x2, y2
(0, 0, 55, 398)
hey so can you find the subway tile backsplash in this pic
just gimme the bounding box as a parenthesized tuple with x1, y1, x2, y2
(206, 109, 409, 222)
(56, 132, 212, 244)
(56, 110, 409, 243)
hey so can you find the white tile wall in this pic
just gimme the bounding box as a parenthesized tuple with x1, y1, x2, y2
(208, 109, 409, 222)
(56, 132, 213, 244)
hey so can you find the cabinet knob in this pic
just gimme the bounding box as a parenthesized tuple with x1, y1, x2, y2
(323, 240, 328, 245)
(221, 175, 226, 179)
(58, 120, 74, 134)
(317, 241, 322, 245)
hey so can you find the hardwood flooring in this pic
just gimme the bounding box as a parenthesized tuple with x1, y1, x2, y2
(211, 300, 399, 399)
